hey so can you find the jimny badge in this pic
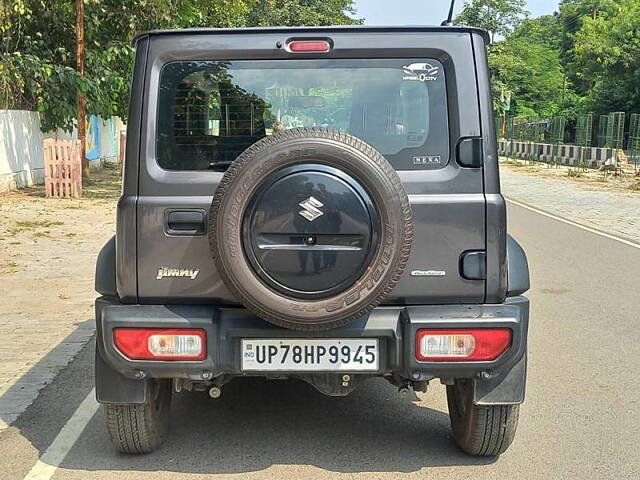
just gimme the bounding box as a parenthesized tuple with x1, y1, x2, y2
(156, 267, 200, 280)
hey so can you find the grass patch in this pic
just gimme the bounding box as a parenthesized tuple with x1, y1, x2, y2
(628, 181, 640, 192)
(16, 220, 63, 228)
(1, 261, 20, 274)
(8, 220, 63, 236)
(567, 169, 583, 178)
(33, 230, 51, 239)
(502, 159, 524, 167)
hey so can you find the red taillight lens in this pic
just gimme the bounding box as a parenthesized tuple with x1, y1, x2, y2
(114, 328, 206, 361)
(415, 329, 511, 362)
(287, 40, 331, 53)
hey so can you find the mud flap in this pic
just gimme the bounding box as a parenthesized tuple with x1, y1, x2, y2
(473, 353, 527, 405)
(95, 348, 148, 404)
(95, 236, 116, 297)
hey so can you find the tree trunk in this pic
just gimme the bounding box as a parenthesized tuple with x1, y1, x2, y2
(76, 0, 89, 178)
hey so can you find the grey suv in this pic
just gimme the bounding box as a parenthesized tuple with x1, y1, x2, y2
(95, 26, 530, 457)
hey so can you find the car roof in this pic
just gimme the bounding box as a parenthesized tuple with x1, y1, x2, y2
(134, 25, 490, 45)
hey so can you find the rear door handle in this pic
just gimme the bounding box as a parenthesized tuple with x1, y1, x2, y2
(165, 210, 206, 236)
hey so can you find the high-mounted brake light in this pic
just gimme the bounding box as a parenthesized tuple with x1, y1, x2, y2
(415, 328, 511, 362)
(287, 40, 331, 53)
(114, 328, 206, 361)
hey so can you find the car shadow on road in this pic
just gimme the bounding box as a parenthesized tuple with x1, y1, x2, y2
(61, 375, 495, 475)
(0, 318, 94, 432)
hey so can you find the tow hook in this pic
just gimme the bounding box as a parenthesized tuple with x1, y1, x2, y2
(208, 386, 222, 399)
(397, 386, 412, 399)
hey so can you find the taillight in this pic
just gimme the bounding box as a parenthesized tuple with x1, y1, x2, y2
(287, 40, 331, 53)
(415, 329, 511, 362)
(114, 328, 206, 361)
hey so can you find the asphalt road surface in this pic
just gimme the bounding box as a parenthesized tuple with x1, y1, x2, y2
(1, 202, 639, 480)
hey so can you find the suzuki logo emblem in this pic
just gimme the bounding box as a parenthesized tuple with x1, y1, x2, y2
(298, 196, 324, 222)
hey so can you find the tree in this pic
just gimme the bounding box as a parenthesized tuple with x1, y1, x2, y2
(454, 0, 529, 42)
(245, 0, 359, 26)
(0, 0, 361, 131)
(570, 0, 640, 114)
(489, 29, 571, 118)
(451, 0, 639, 120)
(486, 11, 589, 120)
(556, 0, 615, 94)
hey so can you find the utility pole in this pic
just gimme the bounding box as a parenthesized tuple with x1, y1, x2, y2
(76, 0, 89, 178)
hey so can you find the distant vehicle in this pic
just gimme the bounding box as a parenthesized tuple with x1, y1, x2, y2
(95, 25, 530, 457)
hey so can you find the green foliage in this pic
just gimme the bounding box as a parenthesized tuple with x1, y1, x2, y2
(460, 0, 640, 120)
(455, 0, 528, 41)
(0, 0, 361, 131)
(570, 0, 640, 114)
(488, 17, 571, 118)
(511, 13, 562, 48)
(455, 1, 573, 119)
(556, 0, 616, 92)
(1, 1, 77, 130)
(245, 0, 360, 26)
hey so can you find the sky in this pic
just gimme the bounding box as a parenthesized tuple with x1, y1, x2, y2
(354, 0, 560, 26)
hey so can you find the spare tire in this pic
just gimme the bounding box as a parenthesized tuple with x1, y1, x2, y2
(209, 128, 412, 331)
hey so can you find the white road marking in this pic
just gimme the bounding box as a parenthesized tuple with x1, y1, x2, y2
(506, 197, 640, 250)
(23, 388, 99, 480)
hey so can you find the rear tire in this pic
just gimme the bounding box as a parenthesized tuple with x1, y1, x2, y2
(446, 379, 519, 456)
(105, 379, 172, 454)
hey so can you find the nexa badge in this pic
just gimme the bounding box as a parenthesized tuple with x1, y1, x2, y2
(156, 267, 199, 280)
(413, 155, 442, 166)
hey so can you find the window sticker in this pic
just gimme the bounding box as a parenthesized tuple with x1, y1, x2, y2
(402, 63, 440, 82)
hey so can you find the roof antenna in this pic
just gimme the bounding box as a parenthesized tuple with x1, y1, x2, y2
(441, 0, 456, 26)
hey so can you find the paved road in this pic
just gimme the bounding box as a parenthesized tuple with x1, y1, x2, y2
(501, 168, 640, 243)
(0, 169, 116, 428)
(1, 202, 639, 479)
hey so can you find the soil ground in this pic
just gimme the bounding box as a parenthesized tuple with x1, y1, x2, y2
(0, 166, 120, 425)
(500, 157, 640, 194)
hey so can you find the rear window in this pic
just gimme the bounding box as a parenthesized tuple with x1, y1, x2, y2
(156, 59, 448, 171)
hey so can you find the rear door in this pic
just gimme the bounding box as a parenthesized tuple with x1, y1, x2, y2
(136, 28, 486, 304)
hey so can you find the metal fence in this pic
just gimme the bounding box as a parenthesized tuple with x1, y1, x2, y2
(499, 111, 640, 169)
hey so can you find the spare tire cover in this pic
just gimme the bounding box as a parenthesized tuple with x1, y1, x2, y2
(209, 128, 412, 331)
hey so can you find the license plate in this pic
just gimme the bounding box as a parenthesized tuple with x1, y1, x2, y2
(241, 339, 379, 372)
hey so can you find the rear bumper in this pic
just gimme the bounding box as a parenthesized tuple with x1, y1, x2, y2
(95, 296, 529, 405)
